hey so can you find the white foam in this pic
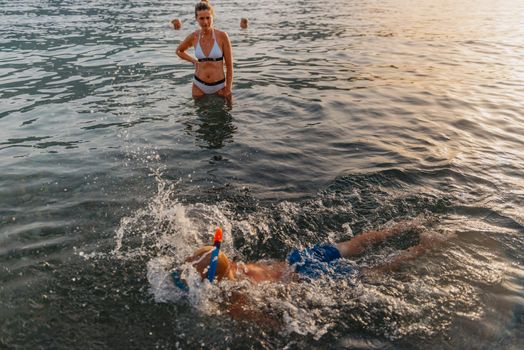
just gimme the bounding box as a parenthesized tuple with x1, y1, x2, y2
(113, 173, 507, 340)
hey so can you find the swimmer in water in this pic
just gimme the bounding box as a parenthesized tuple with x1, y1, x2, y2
(176, 0, 233, 99)
(171, 18, 182, 30)
(182, 221, 439, 285)
(240, 18, 248, 29)
(174, 221, 441, 326)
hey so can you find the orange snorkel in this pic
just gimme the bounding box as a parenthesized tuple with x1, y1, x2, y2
(172, 227, 223, 291)
(207, 227, 223, 282)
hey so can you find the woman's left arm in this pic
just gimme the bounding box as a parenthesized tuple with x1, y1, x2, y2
(221, 32, 234, 96)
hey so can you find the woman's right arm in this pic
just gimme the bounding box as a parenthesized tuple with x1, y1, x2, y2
(176, 33, 198, 65)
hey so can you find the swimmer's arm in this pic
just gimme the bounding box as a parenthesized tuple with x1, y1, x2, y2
(221, 32, 234, 94)
(227, 291, 281, 329)
(176, 33, 197, 65)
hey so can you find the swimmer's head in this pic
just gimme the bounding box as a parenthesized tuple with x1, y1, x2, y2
(171, 18, 182, 30)
(186, 246, 233, 281)
(240, 18, 248, 29)
(195, 0, 214, 18)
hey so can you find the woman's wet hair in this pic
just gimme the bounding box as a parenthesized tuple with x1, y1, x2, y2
(195, 0, 214, 18)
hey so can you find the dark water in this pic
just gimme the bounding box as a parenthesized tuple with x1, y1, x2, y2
(1, 0, 524, 348)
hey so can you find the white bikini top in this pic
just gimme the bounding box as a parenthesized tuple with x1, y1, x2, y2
(195, 29, 223, 62)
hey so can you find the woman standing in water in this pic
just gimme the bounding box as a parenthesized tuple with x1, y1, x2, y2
(176, 1, 233, 98)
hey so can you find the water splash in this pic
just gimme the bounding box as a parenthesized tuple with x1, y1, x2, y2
(113, 170, 234, 261)
(110, 172, 514, 341)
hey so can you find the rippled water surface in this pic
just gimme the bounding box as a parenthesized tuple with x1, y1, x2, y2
(1, 0, 524, 349)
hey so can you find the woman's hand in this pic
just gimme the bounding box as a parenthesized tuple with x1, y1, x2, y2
(176, 33, 197, 63)
(218, 86, 232, 97)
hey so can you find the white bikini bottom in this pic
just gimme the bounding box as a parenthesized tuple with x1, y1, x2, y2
(193, 75, 225, 94)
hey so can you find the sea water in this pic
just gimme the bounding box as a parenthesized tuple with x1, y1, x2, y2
(1, 0, 523, 348)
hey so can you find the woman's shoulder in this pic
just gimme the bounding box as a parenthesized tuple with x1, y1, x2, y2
(183, 30, 199, 41)
(214, 29, 231, 46)
(214, 29, 230, 39)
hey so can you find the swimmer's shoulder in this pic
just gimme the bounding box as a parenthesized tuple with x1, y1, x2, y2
(240, 261, 290, 283)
